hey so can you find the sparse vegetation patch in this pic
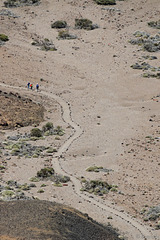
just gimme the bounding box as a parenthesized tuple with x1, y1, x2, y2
(51, 20, 67, 29)
(94, 0, 116, 5)
(2, 140, 46, 158)
(34, 168, 70, 186)
(148, 20, 160, 29)
(32, 38, 57, 51)
(0, 34, 9, 42)
(0, 180, 34, 201)
(75, 18, 98, 30)
(58, 30, 77, 40)
(4, 0, 40, 8)
(37, 167, 55, 178)
(129, 31, 160, 52)
(86, 166, 113, 173)
(81, 179, 117, 196)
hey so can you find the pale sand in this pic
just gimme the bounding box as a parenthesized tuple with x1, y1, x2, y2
(0, 0, 160, 239)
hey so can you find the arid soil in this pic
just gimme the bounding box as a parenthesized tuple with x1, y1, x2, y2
(0, 0, 160, 239)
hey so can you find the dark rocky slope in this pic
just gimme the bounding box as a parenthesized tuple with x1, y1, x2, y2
(0, 200, 119, 240)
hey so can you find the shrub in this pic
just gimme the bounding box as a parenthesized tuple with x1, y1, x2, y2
(0, 34, 9, 42)
(94, 0, 116, 5)
(75, 18, 93, 30)
(37, 167, 54, 178)
(42, 122, 53, 132)
(30, 128, 42, 137)
(4, 0, 40, 8)
(2, 190, 14, 197)
(58, 30, 77, 40)
(37, 189, 44, 193)
(148, 20, 160, 29)
(0, 165, 5, 170)
(51, 20, 67, 29)
(54, 125, 64, 136)
(86, 166, 103, 172)
(4, 0, 16, 7)
(46, 147, 57, 153)
(32, 38, 57, 51)
(29, 177, 40, 182)
(81, 179, 113, 196)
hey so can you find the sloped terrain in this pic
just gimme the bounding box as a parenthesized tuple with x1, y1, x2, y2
(0, 200, 119, 240)
(0, 90, 44, 129)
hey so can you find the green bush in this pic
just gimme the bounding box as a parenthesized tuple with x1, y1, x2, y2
(32, 38, 57, 51)
(4, 0, 40, 7)
(94, 0, 116, 5)
(29, 177, 40, 182)
(30, 128, 42, 138)
(54, 126, 65, 136)
(0, 34, 9, 42)
(58, 30, 77, 40)
(42, 122, 53, 132)
(37, 167, 54, 178)
(51, 20, 67, 29)
(0, 165, 5, 170)
(37, 189, 44, 193)
(75, 18, 93, 30)
(86, 166, 103, 172)
(148, 20, 160, 29)
(46, 147, 57, 153)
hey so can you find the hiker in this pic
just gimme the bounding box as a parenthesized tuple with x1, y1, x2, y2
(27, 82, 30, 89)
(30, 83, 33, 90)
(36, 83, 39, 92)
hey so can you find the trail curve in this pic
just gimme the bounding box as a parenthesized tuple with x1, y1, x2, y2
(0, 83, 158, 240)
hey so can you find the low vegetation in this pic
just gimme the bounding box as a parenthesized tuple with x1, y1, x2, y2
(148, 20, 160, 29)
(32, 38, 57, 51)
(86, 165, 113, 173)
(30, 128, 43, 137)
(0, 34, 9, 42)
(141, 205, 160, 229)
(81, 179, 117, 196)
(58, 30, 77, 40)
(94, 0, 116, 5)
(129, 31, 160, 52)
(37, 167, 55, 178)
(51, 20, 67, 29)
(35, 168, 70, 186)
(30, 123, 65, 138)
(75, 18, 98, 30)
(4, 0, 40, 8)
(86, 166, 103, 172)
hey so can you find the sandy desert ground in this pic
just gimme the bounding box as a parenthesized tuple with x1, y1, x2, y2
(0, 0, 160, 239)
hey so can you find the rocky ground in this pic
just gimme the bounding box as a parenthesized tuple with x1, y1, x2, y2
(0, 200, 120, 240)
(0, 90, 44, 129)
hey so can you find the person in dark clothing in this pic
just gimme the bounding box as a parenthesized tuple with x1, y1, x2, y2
(27, 82, 30, 89)
(36, 83, 39, 92)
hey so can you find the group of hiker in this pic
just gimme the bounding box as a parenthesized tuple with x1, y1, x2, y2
(27, 82, 39, 91)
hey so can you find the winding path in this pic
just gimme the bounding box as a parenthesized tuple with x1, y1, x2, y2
(0, 83, 158, 240)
